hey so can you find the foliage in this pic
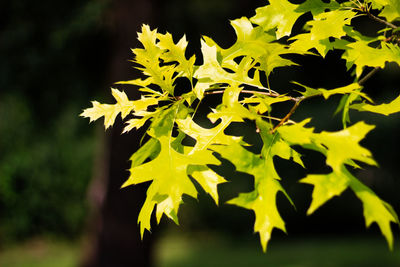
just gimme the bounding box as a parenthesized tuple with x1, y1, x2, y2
(0, 95, 95, 242)
(0, 0, 108, 243)
(82, 0, 400, 251)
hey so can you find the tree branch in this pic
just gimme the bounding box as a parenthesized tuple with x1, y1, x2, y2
(204, 89, 298, 101)
(270, 98, 302, 133)
(358, 67, 380, 86)
(366, 12, 398, 30)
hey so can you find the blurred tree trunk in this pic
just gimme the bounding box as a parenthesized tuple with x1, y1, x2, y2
(80, 1, 158, 266)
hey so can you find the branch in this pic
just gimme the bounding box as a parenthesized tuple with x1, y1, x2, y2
(270, 97, 303, 133)
(358, 67, 380, 86)
(366, 11, 397, 30)
(261, 115, 296, 125)
(204, 89, 298, 101)
(204, 89, 278, 97)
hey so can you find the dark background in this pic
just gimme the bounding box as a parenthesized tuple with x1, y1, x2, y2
(0, 0, 399, 266)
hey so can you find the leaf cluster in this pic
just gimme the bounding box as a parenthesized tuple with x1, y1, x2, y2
(82, 0, 400, 251)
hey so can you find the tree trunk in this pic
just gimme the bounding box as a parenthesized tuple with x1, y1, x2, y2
(80, 1, 158, 266)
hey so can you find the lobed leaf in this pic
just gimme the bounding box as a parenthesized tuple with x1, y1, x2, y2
(343, 41, 400, 77)
(349, 172, 399, 250)
(301, 166, 350, 215)
(124, 135, 221, 237)
(80, 88, 152, 129)
(251, 0, 303, 39)
(212, 120, 300, 251)
(351, 94, 400, 116)
(82, 0, 400, 252)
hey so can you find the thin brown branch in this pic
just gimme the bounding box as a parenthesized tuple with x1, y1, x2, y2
(261, 115, 296, 124)
(366, 11, 397, 29)
(270, 98, 302, 133)
(204, 89, 278, 97)
(204, 89, 298, 101)
(358, 67, 380, 85)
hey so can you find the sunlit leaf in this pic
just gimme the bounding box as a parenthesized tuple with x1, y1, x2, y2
(124, 135, 220, 237)
(351, 94, 400, 115)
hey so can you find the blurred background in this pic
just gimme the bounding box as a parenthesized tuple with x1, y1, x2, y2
(0, 0, 399, 266)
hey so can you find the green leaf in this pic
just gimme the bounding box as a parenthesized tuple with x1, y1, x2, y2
(343, 41, 400, 77)
(302, 162, 399, 249)
(147, 104, 181, 138)
(157, 32, 196, 79)
(350, 94, 400, 115)
(368, 0, 400, 22)
(133, 26, 176, 94)
(279, 120, 377, 172)
(123, 117, 149, 133)
(277, 118, 315, 145)
(214, 141, 288, 252)
(293, 82, 321, 98)
(206, 86, 262, 123)
(257, 44, 299, 77)
(80, 100, 120, 129)
(280, 119, 398, 248)
(308, 10, 355, 41)
(289, 33, 334, 56)
(318, 83, 366, 100)
(176, 116, 234, 153)
(251, 0, 303, 39)
(80, 88, 159, 129)
(295, 0, 339, 17)
(349, 173, 399, 250)
(241, 94, 292, 114)
(121, 97, 168, 134)
(115, 77, 152, 87)
(124, 135, 220, 237)
(312, 122, 377, 171)
(129, 137, 161, 168)
(188, 165, 227, 205)
(301, 166, 350, 215)
(335, 92, 361, 128)
(133, 25, 186, 95)
(205, 17, 299, 77)
(194, 42, 264, 98)
(213, 120, 296, 252)
(294, 82, 370, 101)
(218, 17, 276, 62)
(227, 177, 286, 252)
(82, 0, 400, 252)
(290, 9, 355, 56)
(381, 2, 400, 22)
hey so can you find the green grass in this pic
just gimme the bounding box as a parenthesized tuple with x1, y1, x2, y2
(155, 232, 400, 267)
(1, 234, 399, 267)
(0, 239, 79, 267)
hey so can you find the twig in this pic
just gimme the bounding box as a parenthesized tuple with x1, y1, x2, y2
(261, 115, 296, 125)
(358, 67, 380, 85)
(366, 11, 397, 30)
(204, 89, 298, 101)
(270, 97, 303, 133)
(204, 89, 278, 97)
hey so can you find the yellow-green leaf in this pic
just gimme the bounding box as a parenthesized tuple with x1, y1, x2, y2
(308, 10, 355, 41)
(301, 167, 350, 215)
(124, 135, 220, 237)
(81, 88, 136, 129)
(349, 174, 399, 250)
(251, 0, 302, 39)
(188, 166, 227, 205)
(351, 94, 400, 116)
